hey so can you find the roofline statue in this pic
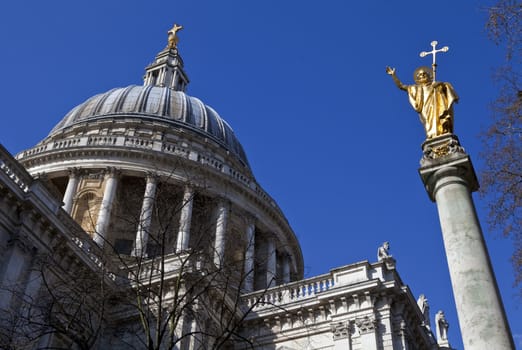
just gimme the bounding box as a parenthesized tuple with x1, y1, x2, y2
(377, 241, 396, 270)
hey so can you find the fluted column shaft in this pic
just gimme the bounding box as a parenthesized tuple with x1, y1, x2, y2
(266, 237, 276, 288)
(213, 200, 229, 267)
(281, 254, 291, 284)
(94, 170, 119, 247)
(243, 220, 256, 292)
(62, 169, 80, 213)
(176, 186, 194, 252)
(132, 175, 158, 257)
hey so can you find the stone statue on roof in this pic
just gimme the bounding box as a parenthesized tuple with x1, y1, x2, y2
(377, 241, 396, 269)
(435, 310, 450, 347)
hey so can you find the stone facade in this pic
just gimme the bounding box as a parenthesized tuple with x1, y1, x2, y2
(0, 40, 446, 349)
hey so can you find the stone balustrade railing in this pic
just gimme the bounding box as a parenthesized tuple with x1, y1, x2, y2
(243, 272, 335, 311)
(242, 261, 391, 312)
(17, 135, 284, 214)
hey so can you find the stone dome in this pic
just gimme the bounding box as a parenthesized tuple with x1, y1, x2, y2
(16, 43, 305, 289)
(50, 85, 250, 169)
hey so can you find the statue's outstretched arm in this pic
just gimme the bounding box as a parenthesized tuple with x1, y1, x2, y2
(386, 67, 407, 91)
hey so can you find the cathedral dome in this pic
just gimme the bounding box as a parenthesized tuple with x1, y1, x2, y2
(50, 85, 250, 169)
(16, 42, 305, 286)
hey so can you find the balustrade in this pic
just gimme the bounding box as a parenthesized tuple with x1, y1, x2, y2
(244, 273, 335, 310)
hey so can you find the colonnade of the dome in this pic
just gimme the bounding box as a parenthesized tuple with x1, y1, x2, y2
(57, 167, 294, 291)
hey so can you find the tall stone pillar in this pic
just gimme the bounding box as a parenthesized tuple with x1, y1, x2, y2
(281, 253, 291, 284)
(213, 199, 229, 267)
(266, 236, 277, 288)
(132, 174, 158, 257)
(94, 168, 119, 247)
(176, 186, 194, 253)
(62, 168, 80, 213)
(243, 217, 256, 292)
(419, 135, 514, 350)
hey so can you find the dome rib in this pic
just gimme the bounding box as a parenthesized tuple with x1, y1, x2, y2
(114, 86, 135, 112)
(48, 85, 250, 168)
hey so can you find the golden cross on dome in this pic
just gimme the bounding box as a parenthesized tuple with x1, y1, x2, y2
(167, 23, 183, 49)
(419, 41, 449, 81)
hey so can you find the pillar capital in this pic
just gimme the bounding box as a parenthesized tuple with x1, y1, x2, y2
(244, 212, 257, 227)
(67, 167, 82, 177)
(145, 172, 159, 183)
(104, 167, 121, 179)
(418, 134, 478, 201)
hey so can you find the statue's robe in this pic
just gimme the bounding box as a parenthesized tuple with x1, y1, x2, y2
(407, 82, 459, 138)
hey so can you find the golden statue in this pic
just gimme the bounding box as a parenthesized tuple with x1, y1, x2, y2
(167, 23, 183, 49)
(386, 41, 459, 139)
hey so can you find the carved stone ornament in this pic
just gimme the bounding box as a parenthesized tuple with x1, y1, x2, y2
(355, 315, 377, 334)
(421, 134, 465, 164)
(331, 321, 352, 340)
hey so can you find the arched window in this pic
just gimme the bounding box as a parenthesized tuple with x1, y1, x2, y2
(73, 192, 101, 237)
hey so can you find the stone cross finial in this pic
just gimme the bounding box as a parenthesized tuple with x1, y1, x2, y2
(419, 41, 449, 81)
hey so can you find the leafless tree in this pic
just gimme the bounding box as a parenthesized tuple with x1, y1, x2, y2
(103, 177, 277, 350)
(480, 0, 522, 285)
(0, 247, 112, 350)
(1, 169, 283, 349)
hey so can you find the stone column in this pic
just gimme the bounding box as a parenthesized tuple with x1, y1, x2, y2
(176, 186, 194, 252)
(281, 253, 291, 284)
(266, 236, 277, 288)
(94, 168, 119, 247)
(62, 168, 80, 214)
(0, 239, 30, 310)
(419, 135, 514, 350)
(243, 218, 256, 292)
(132, 174, 158, 257)
(213, 199, 229, 267)
(355, 316, 378, 349)
(331, 321, 353, 350)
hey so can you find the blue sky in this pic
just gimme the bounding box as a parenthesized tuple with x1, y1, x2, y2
(0, 1, 519, 348)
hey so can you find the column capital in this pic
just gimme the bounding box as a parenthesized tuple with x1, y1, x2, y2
(67, 167, 82, 177)
(331, 320, 353, 340)
(104, 167, 121, 179)
(183, 184, 195, 194)
(418, 134, 478, 201)
(244, 212, 257, 226)
(145, 172, 159, 183)
(215, 196, 231, 207)
(354, 315, 377, 334)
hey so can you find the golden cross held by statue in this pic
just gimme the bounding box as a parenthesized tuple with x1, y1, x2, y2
(419, 41, 449, 81)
